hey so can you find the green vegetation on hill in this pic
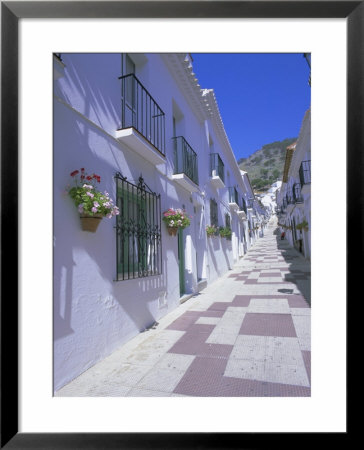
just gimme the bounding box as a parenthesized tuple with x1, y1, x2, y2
(238, 137, 297, 192)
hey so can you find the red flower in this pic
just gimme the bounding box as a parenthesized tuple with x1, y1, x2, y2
(81, 168, 85, 172)
(70, 170, 79, 177)
(86, 175, 92, 181)
(93, 174, 101, 183)
(80, 175, 85, 180)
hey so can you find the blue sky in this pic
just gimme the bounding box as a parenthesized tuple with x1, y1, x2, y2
(191, 53, 311, 161)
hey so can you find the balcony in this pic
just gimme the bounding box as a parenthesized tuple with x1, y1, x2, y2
(293, 183, 304, 205)
(210, 153, 225, 189)
(228, 187, 239, 211)
(116, 74, 166, 165)
(299, 160, 311, 194)
(237, 197, 247, 219)
(171, 136, 199, 192)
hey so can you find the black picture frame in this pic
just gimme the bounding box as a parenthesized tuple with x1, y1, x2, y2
(1, 1, 357, 448)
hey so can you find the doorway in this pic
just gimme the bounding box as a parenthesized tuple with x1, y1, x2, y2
(177, 227, 185, 296)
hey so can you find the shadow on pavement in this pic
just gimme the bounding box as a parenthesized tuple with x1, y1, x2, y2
(275, 228, 311, 305)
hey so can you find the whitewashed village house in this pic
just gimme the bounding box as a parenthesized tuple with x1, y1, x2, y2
(276, 109, 311, 259)
(53, 53, 261, 392)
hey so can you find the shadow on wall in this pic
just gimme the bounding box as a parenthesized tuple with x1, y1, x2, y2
(275, 229, 311, 304)
(221, 238, 233, 270)
(207, 236, 221, 278)
(53, 101, 167, 343)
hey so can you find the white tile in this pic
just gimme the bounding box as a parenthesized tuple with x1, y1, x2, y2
(126, 388, 171, 397)
(224, 358, 265, 380)
(248, 298, 290, 314)
(264, 361, 310, 387)
(136, 367, 186, 393)
(153, 353, 195, 371)
(195, 316, 220, 325)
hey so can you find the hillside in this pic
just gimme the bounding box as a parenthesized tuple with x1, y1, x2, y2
(238, 137, 297, 192)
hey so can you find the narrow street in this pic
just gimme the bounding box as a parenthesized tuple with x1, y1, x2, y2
(56, 216, 311, 397)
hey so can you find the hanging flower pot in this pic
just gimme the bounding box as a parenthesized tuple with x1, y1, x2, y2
(167, 227, 178, 236)
(67, 168, 120, 232)
(80, 214, 103, 232)
(162, 208, 191, 235)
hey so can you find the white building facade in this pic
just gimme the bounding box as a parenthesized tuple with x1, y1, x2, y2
(53, 53, 258, 391)
(276, 109, 311, 259)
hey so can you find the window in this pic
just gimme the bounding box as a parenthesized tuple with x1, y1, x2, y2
(210, 198, 218, 227)
(225, 213, 231, 228)
(115, 173, 162, 280)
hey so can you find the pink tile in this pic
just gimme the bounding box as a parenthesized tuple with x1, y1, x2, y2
(239, 313, 297, 337)
(232, 295, 251, 306)
(302, 350, 311, 383)
(173, 356, 311, 397)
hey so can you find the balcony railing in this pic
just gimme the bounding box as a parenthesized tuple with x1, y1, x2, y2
(293, 183, 303, 203)
(228, 187, 239, 205)
(210, 153, 225, 183)
(172, 136, 199, 186)
(299, 160, 311, 185)
(118, 73, 165, 156)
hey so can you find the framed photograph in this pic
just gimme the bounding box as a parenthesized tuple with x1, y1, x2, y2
(2, 1, 358, 448)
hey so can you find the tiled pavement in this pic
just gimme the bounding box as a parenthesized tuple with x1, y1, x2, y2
(56, 217, 311, 397)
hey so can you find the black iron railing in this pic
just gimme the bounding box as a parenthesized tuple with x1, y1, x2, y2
(115, 173, 162, 281)
(293, 183, 303, 203)
(210, 198, 219, 227)
(299, 160, 311, 185)
(210, 153, 225, 183)
(228, 187, 239, 204)
(241, 197, 247, 214)
(118, 73, 166, 156)
(172, 136, 199, 185)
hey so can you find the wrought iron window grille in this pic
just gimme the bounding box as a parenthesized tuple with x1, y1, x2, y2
(115, 173, 162, 281)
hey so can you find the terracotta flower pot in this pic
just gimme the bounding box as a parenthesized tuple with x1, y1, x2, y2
(80, 214, 103, 232)
(167, 227, 178, 236)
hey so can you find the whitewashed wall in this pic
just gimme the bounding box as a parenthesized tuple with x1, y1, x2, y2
(54, 53, 249, 391)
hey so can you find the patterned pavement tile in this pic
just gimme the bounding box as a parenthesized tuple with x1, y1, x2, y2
(248, 298, 290, 314)
(239, 313, 297, 337)
(292, 315, 311, 351)
(173, 356, 311, 397)
(232, 295, 251, 306)
(257, 277, 284, 283)
(195, 316, 221, 325)
(302, 350, 311, 383)
(135, 366, 187, 393)
(286, 295, 310, 308)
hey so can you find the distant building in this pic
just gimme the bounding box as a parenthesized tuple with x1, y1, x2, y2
(276, 109, 311, 259)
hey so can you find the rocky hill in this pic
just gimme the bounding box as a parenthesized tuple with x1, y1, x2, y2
(238, 137, 297, 192)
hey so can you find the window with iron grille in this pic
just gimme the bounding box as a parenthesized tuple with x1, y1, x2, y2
(115, 173, 162, 280)
(225, 213, 231, 228)
(210, 199, 218, 227)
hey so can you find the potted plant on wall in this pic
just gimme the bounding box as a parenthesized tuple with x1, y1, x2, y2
(162, 208, 191, 236)
(206, 224, 218, 237)
(67, 168, 119, 232)
(219, 226, 232, 240)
